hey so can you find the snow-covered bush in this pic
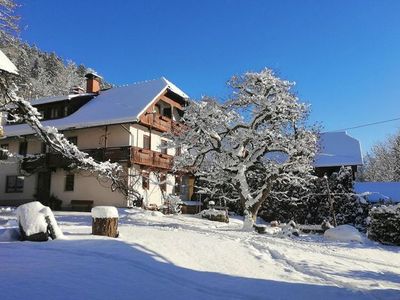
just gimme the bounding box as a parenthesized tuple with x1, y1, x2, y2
(199, 209, 229, 223)
(161, 195, 183, 214)
(368, 204, 400, 245)
(16, 201, 63, 241)
(260, 167, 370, 230)
(324, 225, 363, 243)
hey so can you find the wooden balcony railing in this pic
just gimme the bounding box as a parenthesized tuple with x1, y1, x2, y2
(131, 146, 172, 170)
(22, 146, 173, 173)
(140, 113, 186, 134)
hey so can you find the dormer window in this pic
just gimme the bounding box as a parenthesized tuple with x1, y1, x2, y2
(50, 107, 60, 119)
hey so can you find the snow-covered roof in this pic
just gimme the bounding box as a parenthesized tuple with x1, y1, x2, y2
(314, 132, 363, 168)
(4, 77, 188, 137)
(30, 93, 96, 106)
(0, 49, 18, 75)
(354, 182, 400, 203)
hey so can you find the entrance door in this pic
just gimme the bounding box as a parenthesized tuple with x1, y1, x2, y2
(37, 171, 51, 204)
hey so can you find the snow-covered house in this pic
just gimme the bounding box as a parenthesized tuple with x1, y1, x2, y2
(314, 131, 363, 178)
(0, 74, 193, 209)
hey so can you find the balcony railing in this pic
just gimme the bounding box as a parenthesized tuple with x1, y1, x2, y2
(131, 146, 172, 169)
(21, 146, 173, 173)
(140, 113, 186, 134)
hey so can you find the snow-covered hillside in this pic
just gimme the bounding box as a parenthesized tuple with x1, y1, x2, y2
(0, 208, 399, 300)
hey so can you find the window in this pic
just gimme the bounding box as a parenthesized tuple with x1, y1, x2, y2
(65, 174, 75, 191)
(6, 175, 24, 193)
(0, 144, 9, 160)
(160, 173, 166, 192)
(174, 176, 181, 195)
(161, 140, 167, 155)
(64, 106, 69, 117)
(142, 171, 149, 190)
(50, 107, 60, 119)
(175, 146, 181, 156)
(163, 107, 172, 118)
(67, 136, 78, 146)
(143, 135, 150, 150)
(41, 142, 48, 154)
(19, 141, 27, 156)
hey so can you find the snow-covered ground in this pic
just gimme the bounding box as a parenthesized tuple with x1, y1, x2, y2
(0, 207, 399, 300)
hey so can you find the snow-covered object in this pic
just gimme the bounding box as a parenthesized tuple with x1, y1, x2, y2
(16, 201, 63, 239)
(199, 209, 229, 223)
(0, 50, 18, 75)
(324, 225, 363, 243)
(314, 132, 363, 168)
(91, 206, 119, 219)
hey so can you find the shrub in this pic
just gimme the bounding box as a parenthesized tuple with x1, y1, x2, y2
(368, 204, 400, 245)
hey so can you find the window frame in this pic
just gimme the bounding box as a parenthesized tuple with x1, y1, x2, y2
(143, 135, 150, 150)
(64, 173, 75, 191)
(19, 141, 27, 156)
(160, 173, 167, 192)
(160, 140, 168, 155)
(142, 171, 149, 190)
(5, 175, 24, 193)
(0, 144, 9, 160)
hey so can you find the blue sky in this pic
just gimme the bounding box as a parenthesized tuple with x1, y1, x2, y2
(18, 0, 400, 154)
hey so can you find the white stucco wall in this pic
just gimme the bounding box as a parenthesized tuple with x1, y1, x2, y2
(129, 165, 175, 207)
(0, 157, 37, 203)
(50, 169, 127, 208)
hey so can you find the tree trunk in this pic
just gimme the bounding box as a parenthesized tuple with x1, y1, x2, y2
(241, 184, 272, 230)
(92, 217, 119, 238)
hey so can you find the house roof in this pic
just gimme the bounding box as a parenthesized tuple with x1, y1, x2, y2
(354, 182, 400, 203)
(30, 93, 96, 106)
(3, 77, 188, 137)
(314, 132, 363, 167)
(0, 49, 18, 75)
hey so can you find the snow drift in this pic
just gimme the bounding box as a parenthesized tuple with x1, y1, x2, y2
(324, 225, 363, 243)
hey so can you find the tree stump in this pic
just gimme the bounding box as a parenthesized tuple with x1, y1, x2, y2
(91, 206, 119, 238)
(92, 217, 119, 238)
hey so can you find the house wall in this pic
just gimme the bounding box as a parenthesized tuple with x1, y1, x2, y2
(0, 139, 37, 205)
(0, 157, 37, 204)
(0, 122, 181, 207)
(50, 169, 127, 208)
(63, 125, 130, 149)
(129, 165, 175, 207)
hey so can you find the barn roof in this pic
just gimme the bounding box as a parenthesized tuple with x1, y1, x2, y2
(314, 132, 363, 167)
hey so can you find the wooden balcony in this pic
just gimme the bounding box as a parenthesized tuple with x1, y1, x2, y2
(140, 113, 186, 134)
(131, 146, 172, 170)
(83, 147, 131, 163)
(21, 146, 173, 173)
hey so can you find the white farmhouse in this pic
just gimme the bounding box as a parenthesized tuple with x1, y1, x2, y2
(0, 74, 194, 210)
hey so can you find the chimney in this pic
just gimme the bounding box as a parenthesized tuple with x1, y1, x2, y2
(85, 72, 102, 94)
